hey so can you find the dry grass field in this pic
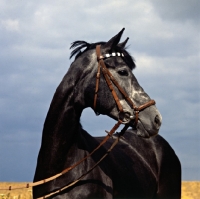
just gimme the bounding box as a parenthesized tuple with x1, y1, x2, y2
(0, 182, 32, 199)
(181, 182, 200, 199)
(0, 181, 199, 199)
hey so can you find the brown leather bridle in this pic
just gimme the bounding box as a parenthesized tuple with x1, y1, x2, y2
(94, 45, 156, 125)
(0, 45, 157, 198)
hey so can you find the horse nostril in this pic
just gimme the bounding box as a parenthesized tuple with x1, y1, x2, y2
(154, 115, 161, 127)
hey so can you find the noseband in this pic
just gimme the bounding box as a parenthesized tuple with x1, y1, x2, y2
(94, 45, 155, 125)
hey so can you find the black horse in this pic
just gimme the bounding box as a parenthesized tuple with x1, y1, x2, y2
(33, 29, 181, 199)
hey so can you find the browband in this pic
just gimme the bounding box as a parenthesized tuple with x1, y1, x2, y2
(98, 52, 124, 60)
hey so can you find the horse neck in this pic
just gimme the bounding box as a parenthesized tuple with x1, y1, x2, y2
(35, 71, 83, 179)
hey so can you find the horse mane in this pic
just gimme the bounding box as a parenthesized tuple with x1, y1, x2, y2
(70, 40, 136, 69)
(70, 41, 90, 59)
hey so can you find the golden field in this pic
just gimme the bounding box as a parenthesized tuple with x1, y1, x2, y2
(0, 181, 199, 199)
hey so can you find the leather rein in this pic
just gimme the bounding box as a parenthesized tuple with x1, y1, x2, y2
(0, 45, 156, 198)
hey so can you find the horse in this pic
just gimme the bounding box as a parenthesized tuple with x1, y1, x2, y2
(33, 28, 181, 199)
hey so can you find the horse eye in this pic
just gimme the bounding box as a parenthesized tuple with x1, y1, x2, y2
(118, 70, 128, 76)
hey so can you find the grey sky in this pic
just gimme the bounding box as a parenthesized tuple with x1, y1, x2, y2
(0, 0, 199, 181)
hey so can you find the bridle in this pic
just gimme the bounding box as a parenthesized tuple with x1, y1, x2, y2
(94, 45, 155, 125)
(0, 45, 156, 198)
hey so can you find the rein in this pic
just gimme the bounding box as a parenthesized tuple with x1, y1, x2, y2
(38, 123, 129, 199)
(0, 121, 122, 190)
(0, 45, 156, 198)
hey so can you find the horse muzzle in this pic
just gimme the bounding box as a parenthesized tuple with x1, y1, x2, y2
(133, 105, 162, 138)
(118, 105, 162, 138)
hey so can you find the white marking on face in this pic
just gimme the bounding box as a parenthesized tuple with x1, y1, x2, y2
(131, 88, 149, 103)
(119, 99, 134, 115)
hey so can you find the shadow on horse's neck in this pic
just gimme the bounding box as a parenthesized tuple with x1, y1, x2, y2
(37, 73, 84, 178)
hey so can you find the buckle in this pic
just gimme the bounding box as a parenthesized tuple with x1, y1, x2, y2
(118, 109, 134, 124)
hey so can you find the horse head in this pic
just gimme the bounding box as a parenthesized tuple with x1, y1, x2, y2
(32, 29, 181, 199)
(70, 28, 162, 138)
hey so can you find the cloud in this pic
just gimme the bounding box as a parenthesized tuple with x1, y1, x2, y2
(1, 19, 20, 31)
(151, 0, 200, 23)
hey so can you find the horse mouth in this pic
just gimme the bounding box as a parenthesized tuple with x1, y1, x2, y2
(109, 109, 159, 138)
(130, 119, 158, 138)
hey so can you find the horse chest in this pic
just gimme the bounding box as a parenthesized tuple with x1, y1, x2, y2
(110, 156, 157, 198)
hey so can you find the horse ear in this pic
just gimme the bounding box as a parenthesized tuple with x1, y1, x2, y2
(104, 28, 125, 50)
(118, 37, 129, 49)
